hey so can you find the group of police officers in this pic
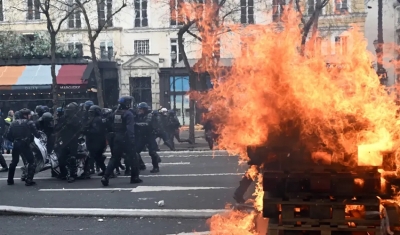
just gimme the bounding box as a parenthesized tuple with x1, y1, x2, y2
(0, 96, 190, 187)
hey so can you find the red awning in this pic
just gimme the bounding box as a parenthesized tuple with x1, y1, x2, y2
(56, 65, 88, 85)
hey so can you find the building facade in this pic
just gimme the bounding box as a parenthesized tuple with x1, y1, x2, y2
(0, 0, 372, 115)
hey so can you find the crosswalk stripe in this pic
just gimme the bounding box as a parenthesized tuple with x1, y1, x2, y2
(0, 173, 242, 181)
(38, 186, 233, 192)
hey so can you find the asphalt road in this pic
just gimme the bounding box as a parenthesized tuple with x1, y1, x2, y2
(0, 216, 209, 235)
(0, 150, 253, 234)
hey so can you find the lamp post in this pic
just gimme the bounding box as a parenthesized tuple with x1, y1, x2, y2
(171, 51, 177, 111)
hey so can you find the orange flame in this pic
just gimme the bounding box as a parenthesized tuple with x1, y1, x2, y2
(167, 1, 400, 233)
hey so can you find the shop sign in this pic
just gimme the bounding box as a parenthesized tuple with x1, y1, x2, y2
(59, 85, 83, 90)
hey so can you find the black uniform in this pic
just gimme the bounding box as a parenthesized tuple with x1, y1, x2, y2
(84, 105, 107, 175)
(101, 96, 142, 186)
(36, 112, 55, 154)
(7, 109, 40, 186)
(0, 116, 8, 172)
(153, 111, 174, 151)
(135, 103, 161, 173)
(167, 111, 192, 148)
(54, 102, 85, 183)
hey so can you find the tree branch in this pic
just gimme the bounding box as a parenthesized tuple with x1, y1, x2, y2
(187, 30, 202, 42)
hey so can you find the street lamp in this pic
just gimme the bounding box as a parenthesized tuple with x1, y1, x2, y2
(171, 51, 177, 111)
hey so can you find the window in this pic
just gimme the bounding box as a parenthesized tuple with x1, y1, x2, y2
(240, 0, 254, 24)
(68, 0, 81, 28)
(185, 108, 190, 117)
(170, 39, 184, 64)
(334, 36, 348, 55)
(334, 0, 349, 14)
(134, 0, 148, 27)
(134, 40, 149, 54)
(99, 0, 113, 27)
(68, 42, 83, 57)
(175, 109, 181, 116)
(272, 0, 286, 22)
(170, 0, 185, 26)
(100, 41, 114, 60)
(0, 0, 3, 21)
(27, 0, 40, 20)
(307, 0, 326, 15)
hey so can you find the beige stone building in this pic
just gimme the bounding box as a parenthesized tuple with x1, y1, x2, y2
(0, 0, 371, 114)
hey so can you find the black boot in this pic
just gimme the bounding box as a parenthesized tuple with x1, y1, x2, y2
(0, 154, 8, 172)
(67, 157, 77, 183)
(101, 176, 109, 186)
(7, 164, 15, 185)
(25, 163, 36, 186)
(150, 167, 159, 173)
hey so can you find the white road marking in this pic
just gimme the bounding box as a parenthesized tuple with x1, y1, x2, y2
(39, 186, 232, 192)
(4, 155, 231, 161)
(39, 188, 134, 192)
(0, 173, 242, 181)
(166, 232, 210, 235)
(15, 162, 191, 169)
(0, 206, 227, 218)
(131, 186, 232, 192)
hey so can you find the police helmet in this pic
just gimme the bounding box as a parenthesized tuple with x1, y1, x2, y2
(42, 106, 50, 113)
(118, 96, 134, 108)
(20, 108, 31, 118)
(56, 107, 64, 113)
(38, 112, 53, 122)
(84, 100, 94, 111)
(35, 105, 42, 113)
(152, 110, 158, 115)
(65, 102, 79, 117)
(137, 102, 149, 110)
(89, 105, 102, 116)
(14, 111, 21, 120)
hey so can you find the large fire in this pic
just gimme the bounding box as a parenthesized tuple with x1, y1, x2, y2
(170, 1, 400, 234)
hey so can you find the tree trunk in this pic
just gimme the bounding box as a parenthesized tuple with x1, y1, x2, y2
(50, 33, 59, 117)
(90, 40, 104, 107)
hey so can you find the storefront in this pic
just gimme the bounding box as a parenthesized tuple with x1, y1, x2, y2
(0, 64, 93, 113)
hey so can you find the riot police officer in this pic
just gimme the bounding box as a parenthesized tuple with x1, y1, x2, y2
(135, 102, 161, 173)
(7, 108, 40, 186)
(153, 109, 174, 151)
(83, 100, 95, 173)
(101, 96, 142, 186)
(56, 107, 64, 118)
(55, 102, 85, 183)
(32, 105, 43, 122)
(85, 105, 107, 175)
(37, 112, 55, 154)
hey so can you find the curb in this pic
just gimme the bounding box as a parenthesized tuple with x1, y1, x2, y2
(0, 206, 228, 219)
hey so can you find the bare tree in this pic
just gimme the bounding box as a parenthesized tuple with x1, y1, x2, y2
(11, 0, 89, 114)
(75, 0, 127, 107)
(295, 0, 329, 54)
(176, 0, 243, 143)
